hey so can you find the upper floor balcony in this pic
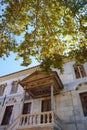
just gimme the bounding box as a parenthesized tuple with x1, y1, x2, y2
(3, 70, 65, 130)
(20, 70, 63, 99)
(6, 111, 64, 130)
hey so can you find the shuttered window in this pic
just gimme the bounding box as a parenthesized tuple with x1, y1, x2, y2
(0, 84, 7, 96)
(80, 92, 87, 116)
(22, 102, 31, 114)
(1, 105, 13, 125)
(41, 99, 51, 112)
(74, 64, 86, 79)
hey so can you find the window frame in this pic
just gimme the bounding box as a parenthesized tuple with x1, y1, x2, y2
(80, 92, 87, 117)
(22, 102, 32, 114)
(74, 64, 86, 79)
(41, 98, 51, 112)
(0, 83, 7, 96)
(1, 105, 13, 125)
(10, 81, 18, 94)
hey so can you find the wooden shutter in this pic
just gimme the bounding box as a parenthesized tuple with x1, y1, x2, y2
(80, 93, 87, 116)
(74, 67, 80, 78)
(80, 65, 86, 77)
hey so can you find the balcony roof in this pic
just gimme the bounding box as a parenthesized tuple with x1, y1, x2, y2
(20, 70, 63, 98)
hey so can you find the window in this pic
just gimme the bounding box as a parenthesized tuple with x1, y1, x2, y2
(74, 64, 86, 79)
(41, 99, 51, 112)
(10, 81, 18, 94)
(80, 92, 87, 116)
(22, 102, 31, 114)
(24, 92, 30, 100)
(1, 105, 13, 125)
(0, 83, 7, 96)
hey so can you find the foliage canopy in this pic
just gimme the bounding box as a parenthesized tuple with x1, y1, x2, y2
(0, 0, 87, 72)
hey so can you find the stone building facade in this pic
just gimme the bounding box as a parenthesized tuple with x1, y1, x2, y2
(0, 61, 87, 130)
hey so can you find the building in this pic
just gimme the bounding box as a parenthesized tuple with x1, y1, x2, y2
(0, 61, 87, 130)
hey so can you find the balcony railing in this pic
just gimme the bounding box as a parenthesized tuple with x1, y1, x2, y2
(19, 111, 54, 128)
(6, 111, 64, 130)
(19, 111, 62, 128)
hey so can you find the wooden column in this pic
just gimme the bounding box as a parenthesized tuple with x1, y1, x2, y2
(51, 84, 55, 111)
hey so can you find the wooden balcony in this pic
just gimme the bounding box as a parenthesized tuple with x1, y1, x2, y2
(20, 71, 63, 99)
(6, 111, 64, 130)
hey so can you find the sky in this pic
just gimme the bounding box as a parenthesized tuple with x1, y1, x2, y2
(0, 53, 39, 76)
(0, 3, 40, 77)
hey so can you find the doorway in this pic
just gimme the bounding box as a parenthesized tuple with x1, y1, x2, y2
(41, 99, 51, 123)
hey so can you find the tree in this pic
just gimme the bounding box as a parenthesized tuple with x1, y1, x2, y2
(0, 0, 87, 72)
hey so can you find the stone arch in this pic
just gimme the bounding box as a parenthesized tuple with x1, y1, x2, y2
(76, 82, 87, 91)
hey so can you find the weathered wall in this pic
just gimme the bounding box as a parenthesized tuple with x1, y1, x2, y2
(54, 84, 87, 130)
(0, 62, 87, 130)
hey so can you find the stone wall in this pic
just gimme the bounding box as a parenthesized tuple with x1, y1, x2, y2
(55, 82, 87, 130)
(0, 62, 87, 130)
